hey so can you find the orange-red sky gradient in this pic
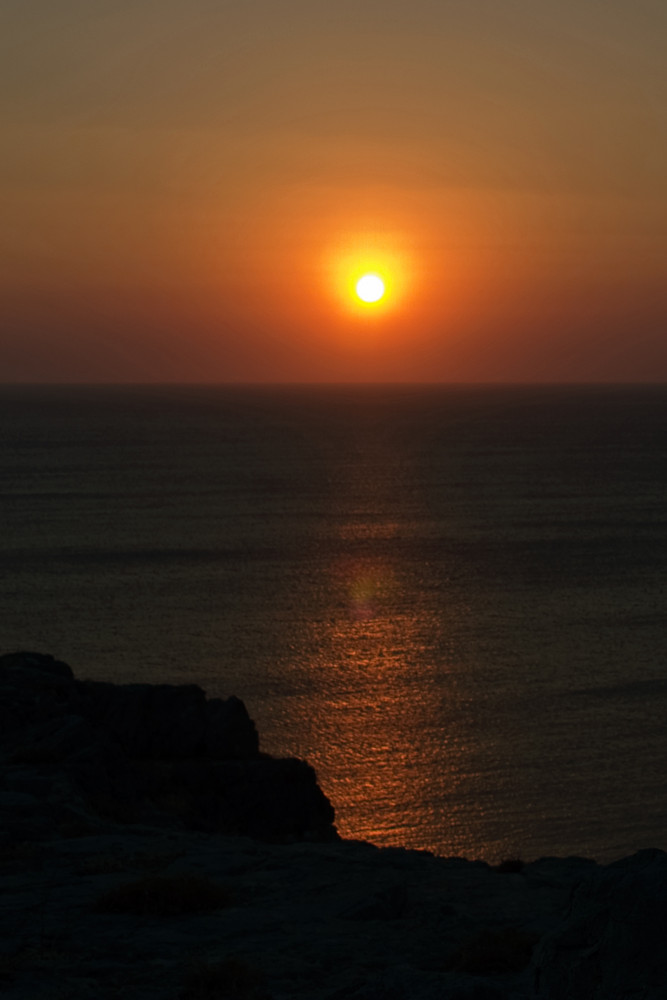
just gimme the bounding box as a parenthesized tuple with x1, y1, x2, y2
(2, 1, 667, 382)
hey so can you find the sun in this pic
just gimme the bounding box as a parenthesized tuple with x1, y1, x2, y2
(325, 235, 410, 317)
(355, 273, 385, 303)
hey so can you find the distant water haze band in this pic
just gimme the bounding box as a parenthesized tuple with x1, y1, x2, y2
(2, 384, 667, 862)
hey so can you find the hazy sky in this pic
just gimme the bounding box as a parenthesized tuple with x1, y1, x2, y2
(2, 0, 666, 381)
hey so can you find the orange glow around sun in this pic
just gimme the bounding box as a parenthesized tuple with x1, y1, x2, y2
(326, 235, 414, 318)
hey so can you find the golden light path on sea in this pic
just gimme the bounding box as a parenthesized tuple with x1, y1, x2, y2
(266, 421, 529, 863)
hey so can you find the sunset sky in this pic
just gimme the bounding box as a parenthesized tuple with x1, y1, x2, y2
(2, 0, 667, 382)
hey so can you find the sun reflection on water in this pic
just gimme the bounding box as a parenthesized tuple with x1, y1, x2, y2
(278, 428, 508, 860)
(303, 543, 469, 852)
(247, 406, 532, 863)
(339, 558, 397, 621)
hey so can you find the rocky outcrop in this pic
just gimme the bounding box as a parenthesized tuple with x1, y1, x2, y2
(77, 679, 258, 760)
(0, 651, 336, 843)
(0, 651, 258, 760)
(0, 651, 80, 733)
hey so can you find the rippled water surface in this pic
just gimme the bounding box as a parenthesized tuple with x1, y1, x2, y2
(2, 384, 667, 861)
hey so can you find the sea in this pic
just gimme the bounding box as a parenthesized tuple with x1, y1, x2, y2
(2, 383, 666, 863)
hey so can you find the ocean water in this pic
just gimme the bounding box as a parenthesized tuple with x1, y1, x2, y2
(2, 383, 667, 862)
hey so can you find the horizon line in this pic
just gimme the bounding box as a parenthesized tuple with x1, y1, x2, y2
(1, 379, 667, 389)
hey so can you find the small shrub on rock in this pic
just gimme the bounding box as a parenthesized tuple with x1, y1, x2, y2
(180, 958, 268, 999)
(94, 874, 233, 916)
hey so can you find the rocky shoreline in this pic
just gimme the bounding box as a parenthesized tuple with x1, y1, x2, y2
(1, 652, 665, 999)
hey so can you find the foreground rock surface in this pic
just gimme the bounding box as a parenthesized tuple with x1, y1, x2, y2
(2, 826, 666, 999)
(2, 653, 666, 999)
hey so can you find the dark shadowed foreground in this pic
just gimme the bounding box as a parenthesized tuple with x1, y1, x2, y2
(1, 652, 666, 999)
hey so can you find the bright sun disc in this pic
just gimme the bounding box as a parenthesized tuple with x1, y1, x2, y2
(356, 273, 385, 303)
